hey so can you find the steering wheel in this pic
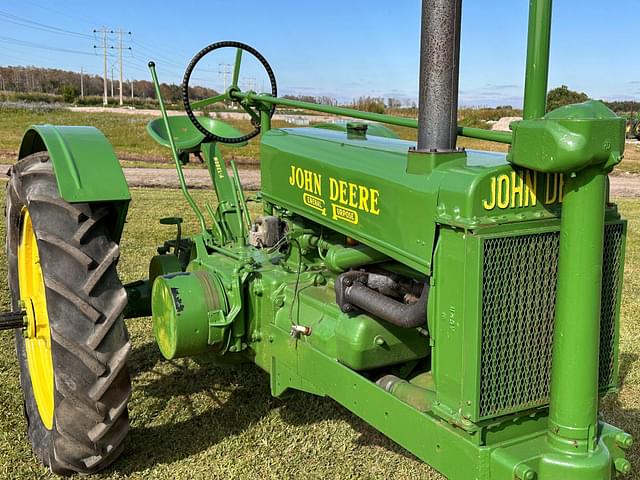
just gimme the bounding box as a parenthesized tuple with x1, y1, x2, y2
(182, 41, 277, 144)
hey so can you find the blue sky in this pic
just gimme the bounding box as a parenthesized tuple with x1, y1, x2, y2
(0, 0, 638, 106)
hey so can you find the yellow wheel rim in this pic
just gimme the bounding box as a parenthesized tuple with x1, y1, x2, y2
(17, 209, 54, 430)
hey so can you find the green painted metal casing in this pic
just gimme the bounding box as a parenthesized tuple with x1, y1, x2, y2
(18, 124, 130, 241)
(151, 271, 228, 359)
(260, 127, 584, 274)
(510, 101, 626, 173)
(335, 311, 427, 370)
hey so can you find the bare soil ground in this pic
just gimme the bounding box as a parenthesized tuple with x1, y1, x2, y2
(123, 166, 262, 190)
(68, 106, 339, 124)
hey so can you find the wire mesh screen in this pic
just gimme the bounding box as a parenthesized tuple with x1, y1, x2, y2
(478, 223, 623, 420)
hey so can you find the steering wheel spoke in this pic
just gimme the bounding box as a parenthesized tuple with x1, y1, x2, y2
(182, 41, 277, 144)
(191, 93, 227, 110)
(231, 48, 242, 89)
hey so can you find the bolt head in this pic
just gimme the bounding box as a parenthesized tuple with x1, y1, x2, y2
(614, 458, 631, 475)
(616, 432, 633, 449)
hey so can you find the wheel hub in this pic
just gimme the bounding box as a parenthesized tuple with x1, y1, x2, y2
(17, 208, 54, 430)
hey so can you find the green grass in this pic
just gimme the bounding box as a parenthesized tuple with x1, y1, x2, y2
(0, 187, 639, 479)
(0, 107, 297, 168)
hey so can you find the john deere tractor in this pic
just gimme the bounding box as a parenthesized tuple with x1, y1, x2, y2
(1, 0, 634, 478)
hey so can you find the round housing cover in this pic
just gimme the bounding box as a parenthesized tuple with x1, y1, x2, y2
(151, 271, 227, 359)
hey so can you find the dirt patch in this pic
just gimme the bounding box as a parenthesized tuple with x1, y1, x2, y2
(608, 172, 640, 198)
(123, 166, 261, 190)
(68, 106, 338, 124)
(491, 116, 522, 132)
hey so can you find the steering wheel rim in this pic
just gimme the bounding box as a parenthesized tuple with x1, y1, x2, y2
(182, 41, 277, 144)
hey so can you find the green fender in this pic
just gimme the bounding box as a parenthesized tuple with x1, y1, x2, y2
(18, 124, 130, 241)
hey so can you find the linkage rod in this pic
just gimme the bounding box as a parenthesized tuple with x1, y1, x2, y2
(233, 91, 513, 145)
(148, 61, 208, 235)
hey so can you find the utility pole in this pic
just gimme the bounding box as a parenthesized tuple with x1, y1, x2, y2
(118, 30, 123, 105)
(93, 27, 109, 106)
(242, 77, 256, 92)
(110, 65, 114, 98)
(80, 67, 84, 98)
(219, 63, 231, 104)
(115, 30, 131, 106)
(130, 79, 134, 99)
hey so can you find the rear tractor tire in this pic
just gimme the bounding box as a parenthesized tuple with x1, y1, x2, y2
(5, 152, 131, 474)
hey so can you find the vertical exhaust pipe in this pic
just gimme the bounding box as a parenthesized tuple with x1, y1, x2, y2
(416, 0, 463, 152)
(522, 0, 552, 119)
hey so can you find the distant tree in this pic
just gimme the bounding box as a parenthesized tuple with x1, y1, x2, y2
(59, 84, 79, 103)
(546, 85, 589, 112)
(351, 96, 385, 114)
(316, 96, 337, 106)
(283, 94, 319, 104)
(604, 100, 640, 113)
(386, 97, 402, 109)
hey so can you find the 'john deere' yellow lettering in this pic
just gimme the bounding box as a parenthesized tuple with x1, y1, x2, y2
(288, 165, 322, 196)
(290, 165, 380, 222)
(483, 169, 561, 211)
(329, 177, 379, 216)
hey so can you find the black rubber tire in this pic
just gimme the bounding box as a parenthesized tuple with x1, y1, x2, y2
(5, 152, 131, 475)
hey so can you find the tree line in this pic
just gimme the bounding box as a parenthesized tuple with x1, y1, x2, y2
(0, 65, 216, 103)
(0, 66, 637, 114)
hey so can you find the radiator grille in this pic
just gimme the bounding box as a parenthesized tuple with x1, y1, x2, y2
(479, 223, 624, 420)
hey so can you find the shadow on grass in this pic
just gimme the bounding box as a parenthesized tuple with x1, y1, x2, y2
(601, 352, 640, 464)
(109, 341, 272, 474)
(104, 341, 640, 475)
(278, 392, 419, 459)
(108, 341, 416, 475)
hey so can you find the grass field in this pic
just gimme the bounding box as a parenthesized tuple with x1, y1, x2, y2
(2, 106, 639, 173)
(0, 107, 296, 168)
(0, 185, 639, 479)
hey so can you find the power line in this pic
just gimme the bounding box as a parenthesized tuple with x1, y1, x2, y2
(131, 38, 217, 74)
(0, 16, 92, 39)
(6, 0, 100, 26)
(0, 10, 93, 39)
(131, 38, 189, 67)
(0, 35, 96, 57)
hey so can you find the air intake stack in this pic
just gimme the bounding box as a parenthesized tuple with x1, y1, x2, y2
(416, 0, 463, 153)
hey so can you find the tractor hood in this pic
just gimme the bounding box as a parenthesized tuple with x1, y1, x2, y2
(260, 127, 609, 274)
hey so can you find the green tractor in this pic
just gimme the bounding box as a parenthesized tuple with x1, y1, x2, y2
(1, 0, 634, 478)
